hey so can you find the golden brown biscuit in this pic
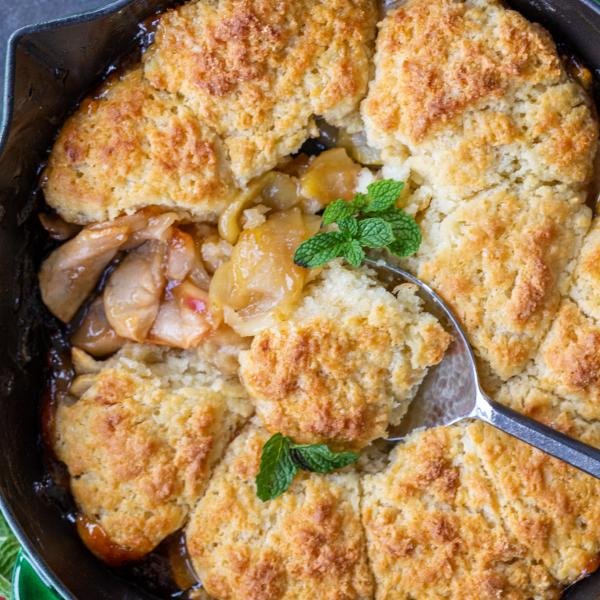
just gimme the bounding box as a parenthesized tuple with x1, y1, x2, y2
(467, 423, 600, 585)
(43, 68, 236, 224)
(144, 0, 378, 184)
(414, 185, 591, 380)
(527, 218, 600, 420)
(485, 216, 600, 583)
(568, 216, 600, 321)
(53, 343, 253, 555)
(496, 374, 600, 448)
(532, 300, 600, 420)
(185, 421, 373, 600)
(362, 425, 561, 599)
(239, 262, 451, 449)
(363, 0, 597, 199)
(362, 0, 597, 383)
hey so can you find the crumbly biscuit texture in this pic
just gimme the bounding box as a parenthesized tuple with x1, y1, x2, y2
(362, 425, 562, 600)
(363, 0, 597, 199)
(570, 217, 600, 321)
(43, 69, 237, 224)
(486, 219, 600, 585)
(186, 421, 373, 600)
(496, 374, 600, 449)
(53, 343, 253, 554)
(363, 0, 597, 381)
(533, 300, 600, 420)
(467, 422, 600, 585)
(144, 0, 378, 183)
(414, 185, 591, 380)
(363, 423, 600, 599)
(517, 217, 600, 421)
(239, 262, 451, 449)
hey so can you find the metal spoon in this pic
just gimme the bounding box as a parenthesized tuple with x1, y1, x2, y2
(366, 258, 600, 479)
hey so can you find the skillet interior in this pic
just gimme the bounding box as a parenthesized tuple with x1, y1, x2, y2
(0, 0, 599, 598)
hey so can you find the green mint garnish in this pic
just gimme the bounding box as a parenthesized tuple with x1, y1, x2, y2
(363, 180, 404, 213)
(357, 218, 394, 248)
(344, 240, 365, 268)
(337, 216, 359, 237)
(381, 209, 422, 257)
(293, 178, 420, 269)
(322, 200, 355, 225)
(290, 443, 359, 473)
(256, 434, 359, 501)
(255, 433, 298, 502)
(293, 232, 349, 269)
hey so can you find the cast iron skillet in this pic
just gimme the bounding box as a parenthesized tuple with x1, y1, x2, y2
(1, 0, 600, 598)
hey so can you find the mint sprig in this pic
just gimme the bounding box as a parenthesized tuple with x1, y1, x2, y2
(256, 434, 359, 501)
(357, 218, 394, 247)
(293, 232, 349, 269)
(294, 178, 420, 268)
(363, 180, 404, 213)
(290, 444, 359, 473)
(255, 434, 297, 501)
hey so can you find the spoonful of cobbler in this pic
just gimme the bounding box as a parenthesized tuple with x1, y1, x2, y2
(291, 178, 600, 480)
(366, 258, 600, 480)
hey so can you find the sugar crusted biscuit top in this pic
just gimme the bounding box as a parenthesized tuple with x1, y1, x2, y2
(144, 0, 378, 184)
(362, 423, 600, 599)
(414, 185, 591, 381)
(44, 0, 378, 223)
(363, 0, 597, 198)
(365, 0, 561, 145)
(468, 422, 600, 585)
(185, 421, 373, 600)
(53, 344, 253, 554)
(361, 0, 597, 383)
(239, 262, 451, 450)
(525, 217, 600, 421)
(362, 425, 559, 599)
(496, 374, 600, 449)
(43, 69, 237, 224)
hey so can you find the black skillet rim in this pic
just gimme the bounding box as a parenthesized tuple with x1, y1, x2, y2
(0, 3, 134, 598)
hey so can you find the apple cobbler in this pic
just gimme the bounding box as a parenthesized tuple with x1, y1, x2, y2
(37, 0, 600, 598)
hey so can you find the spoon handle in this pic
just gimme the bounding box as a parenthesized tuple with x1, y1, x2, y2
(475, 394, 600, 479)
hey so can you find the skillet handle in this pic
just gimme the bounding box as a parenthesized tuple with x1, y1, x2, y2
(475, 393, 600, 479)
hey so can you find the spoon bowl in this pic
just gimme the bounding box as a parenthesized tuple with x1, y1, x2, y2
(366, 258, 600, 479)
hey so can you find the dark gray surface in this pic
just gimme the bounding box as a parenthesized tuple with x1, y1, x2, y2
(1, 0, 112, 122)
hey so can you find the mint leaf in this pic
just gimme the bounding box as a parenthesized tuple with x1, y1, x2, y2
(337, 216, 358, 238)
(357, 218, 394, 248)
(350, 193, 369, 211)
(256, 435, 361, 501)
(294, 232, 348, 268)
(256, 433, 297, 501)
(344, 240, 365, 268)
(322, 200, 354, 225)
(0, 511, 19, 598)
(365, 179, 404, 213)
(388, 236, 421, 257)
(291, 444, 359, 472)
(381, 209, 422, 257)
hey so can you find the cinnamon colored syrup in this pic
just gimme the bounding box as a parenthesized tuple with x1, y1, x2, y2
(76, 517, 148, 567)
(582, 554, 600, 578)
